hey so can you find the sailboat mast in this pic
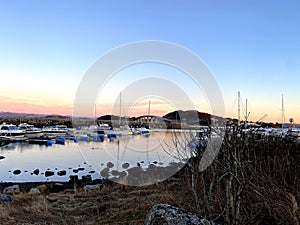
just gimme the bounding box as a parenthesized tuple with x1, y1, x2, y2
(148, 100, 151, 115)
(245, 99, 250, 128)
(282, 94, 285, 129)
(238, 91, 241, 126)
(94, 104, 96, 125)
(245, 98, 248, 128)
(147, 100, 151, 126)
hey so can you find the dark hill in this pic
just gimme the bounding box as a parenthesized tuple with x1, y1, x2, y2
(163, 110, 211, 125)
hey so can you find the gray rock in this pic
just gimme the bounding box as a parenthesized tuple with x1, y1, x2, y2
(3, 184, 20, 194)
(144, 203, 218, 225)
(83, 184, 102, 192)
(45, 170, 55, 177)
(0, 194, 14, 204)
(29, 187, 41, 195)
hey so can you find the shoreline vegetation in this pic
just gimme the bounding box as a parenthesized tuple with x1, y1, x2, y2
(0, 112, 300, 224)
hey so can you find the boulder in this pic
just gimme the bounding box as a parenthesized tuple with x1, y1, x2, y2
(45, 171, 55, 177)
(107, 161, 114, 168)
(144, 203, 218, 225)
(13, 169, 21, 175)
(33, 168, 40, 175)
(29, 187, 41, 195)
(57, 170, 67, 176)
(3, 184, 20, 194)
(0, 194, 14, 204)
(83, 184, 102, 192)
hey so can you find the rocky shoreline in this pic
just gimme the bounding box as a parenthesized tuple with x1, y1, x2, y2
(0, 175, 114, 196)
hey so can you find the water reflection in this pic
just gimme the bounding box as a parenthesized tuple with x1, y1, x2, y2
(0, 131, 193, 184)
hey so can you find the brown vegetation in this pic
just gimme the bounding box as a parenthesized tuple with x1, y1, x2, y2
(0, 179, 193, 225)
(166, 129, 300, 225)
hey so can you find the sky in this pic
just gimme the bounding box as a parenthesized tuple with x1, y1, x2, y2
(0, 0, 299, 123)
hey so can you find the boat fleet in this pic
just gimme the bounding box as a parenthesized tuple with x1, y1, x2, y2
(228, 125, 300, 139)
(187, 124, 300, 157)
(0, 123, 70, 137)
(0, 122, 151, 147)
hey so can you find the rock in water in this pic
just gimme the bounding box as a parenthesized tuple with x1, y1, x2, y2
(57, 170, 67, 176)
(144, 203, 218, 225)
(107, 161, 114, 168)
(45, 171, 55, 177)
(33, 168, 39, 175)
(0, 194, 14, 204)
(13, 169, 21, 175)
(122, 162, 130, 169)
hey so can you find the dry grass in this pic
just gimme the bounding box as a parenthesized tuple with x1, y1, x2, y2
(0, 179, 194, 225)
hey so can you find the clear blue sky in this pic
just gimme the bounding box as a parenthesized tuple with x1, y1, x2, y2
(0, 0, 299, 122)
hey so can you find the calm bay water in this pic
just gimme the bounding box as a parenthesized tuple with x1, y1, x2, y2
(0, 131, 193, 183)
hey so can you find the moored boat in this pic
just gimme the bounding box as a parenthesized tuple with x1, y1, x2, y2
(0, 123, 25, 137)
(96, 123, 112, 135)
(42, 125, 69, 135)
(137, 126, 151, 135)
(18, 123, 43, 137)
(113, 125, 133, 136)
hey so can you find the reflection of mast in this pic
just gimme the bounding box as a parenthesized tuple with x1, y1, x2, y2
(117, 139, 120, 171)
(119, 92, 122, 126)
(147, 99, 151, 163)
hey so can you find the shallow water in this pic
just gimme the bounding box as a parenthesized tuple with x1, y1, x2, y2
(0, 131, 194, 183)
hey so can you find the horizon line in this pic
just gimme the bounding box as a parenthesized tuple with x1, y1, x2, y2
(0, 110, 295, 125)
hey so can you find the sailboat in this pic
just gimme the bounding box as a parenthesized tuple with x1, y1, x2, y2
(113, 93, 133, 136)
(136, 100, 151, 135)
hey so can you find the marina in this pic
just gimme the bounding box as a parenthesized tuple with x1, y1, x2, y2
(1, 118, 299, 184)
(0, 129, 192, 184)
